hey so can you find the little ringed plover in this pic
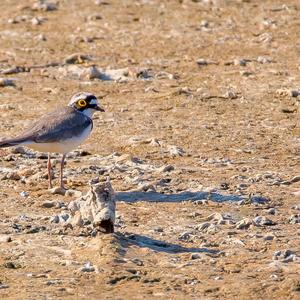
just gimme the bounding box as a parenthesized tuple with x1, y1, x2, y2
(0, 92, 104, 189)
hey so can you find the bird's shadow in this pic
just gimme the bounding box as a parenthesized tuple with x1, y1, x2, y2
(116, 190, 268, 204)
(115, 232, 217, 255)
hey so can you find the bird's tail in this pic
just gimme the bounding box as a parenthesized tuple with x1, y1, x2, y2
(0, 137, 28, 148)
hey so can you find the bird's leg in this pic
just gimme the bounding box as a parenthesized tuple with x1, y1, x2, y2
(47, 153, 53, 189)
(60, 154, 66, 190)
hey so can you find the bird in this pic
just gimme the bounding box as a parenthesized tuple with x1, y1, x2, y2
(0, 92, 105, 190)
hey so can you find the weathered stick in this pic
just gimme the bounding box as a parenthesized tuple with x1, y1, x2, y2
(68, 178, 116, 234)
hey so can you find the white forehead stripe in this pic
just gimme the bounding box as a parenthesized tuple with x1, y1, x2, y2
(68, 92, 97, 106)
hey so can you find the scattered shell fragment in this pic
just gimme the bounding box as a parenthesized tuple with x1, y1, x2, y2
(157, 165, 174, 173)
(252, 216, 276, 226)
(20, 191, 29, 198)
(79, 261, 95, 272)
(273, 250, 299, 263)
(0, 78, 16, 87)
(167, 145, 185, 157)
(204, 213, 235, 225)
(240, 70, 253, 77)
(224, 90, 238, 99)
(64, 53, 92, 64)
(257, 56, 272, 64)
(196, 58, 208, 66)
(0, 235, 12, 243)
(235, 218, 252, 230)
(1, 66, 27, 75)
(31, 17, 46, 26)
(288, 214, 300, 224)
(292, 204, 300, 210)
(0, 284, 9, 289)
(281, 175, 300, 185)
(32, 1, 57, 11)
(233, 59, 247, 66)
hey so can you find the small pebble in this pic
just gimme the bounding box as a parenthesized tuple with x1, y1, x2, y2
(20, 191, 29, 198)
(32, 1, 57, 11)
(1, 66, 26, 75)
(257, 56, 272, 64)
(41, 201, 56, 208)
(158, 165, 174, 173)
(190, 253, 201, 260)
(86, 14, 102, 21)
(0, 235, 12, 243)
(0, 284, 9, 289)
(37, 34, 47, 41)
(270, 274, 280, 281)
(288, 214, 300, 224)
(153, 227, 164, 233)
(50, 215, 60, 223)
(60, 213, 70, 222)
(137, 183, 156, 192)
(267, 208, 276, 215)
(0, 78, 16, 87)
(235, 218, 252, 229)
(263, 235, 274, 241)
(167, 145, 185, 157)
(234, 58, 247, 66)
(214, 276, 223, 280)
(193, 199, 208, 205)
(31, 17, 42, 26)
(240, 70, 253, 76)
(46, 280, 62, 286)
(252, 216, 276, 226)
(49, 187, 66, 195)
(10, 146, 26, 154)
(0, 104, 15, 110)
(178, 232, 192, 241)
(196, 58, 208, 66)
(224, 90, 238, 99)
(273, 249, 297, 263)
(292, 204, 300, 210)
(95, 0, 110, 4)
(79, 261, 95, 272)
(276, 89, 298, 97)
(64, 53, 91, 64)
(65, 189, 82, 197)
(200, 20, 209, 28)
(131, 258, 144, 266)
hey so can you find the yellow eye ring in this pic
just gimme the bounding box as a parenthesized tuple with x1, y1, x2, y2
(78, 99, 87, 107)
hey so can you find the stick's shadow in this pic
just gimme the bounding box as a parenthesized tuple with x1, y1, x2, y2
(116, 232, 217, 254)
(116, 190, 267, 204)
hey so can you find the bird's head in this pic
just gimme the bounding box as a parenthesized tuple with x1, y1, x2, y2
(68, 92, 105, 117)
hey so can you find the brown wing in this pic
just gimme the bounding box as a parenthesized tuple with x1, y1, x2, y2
(0, 107, 92, 147)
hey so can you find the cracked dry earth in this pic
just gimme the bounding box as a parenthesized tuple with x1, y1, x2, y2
(0, 0, 300, 299)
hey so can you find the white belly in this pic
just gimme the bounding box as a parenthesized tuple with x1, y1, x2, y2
(25, 125, 92, 154)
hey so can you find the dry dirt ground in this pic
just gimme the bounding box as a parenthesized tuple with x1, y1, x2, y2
(0, 0, 300, 299)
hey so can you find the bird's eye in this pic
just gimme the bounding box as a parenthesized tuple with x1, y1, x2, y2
(77, 99, 87, 107)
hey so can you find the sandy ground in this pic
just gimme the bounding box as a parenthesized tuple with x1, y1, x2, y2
(0, 0, 299, 299)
